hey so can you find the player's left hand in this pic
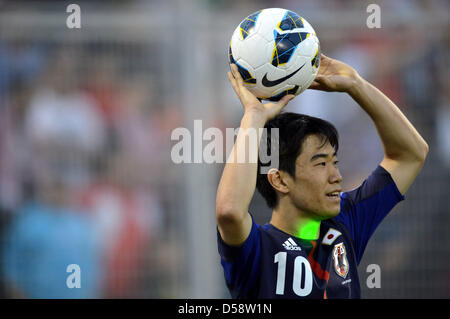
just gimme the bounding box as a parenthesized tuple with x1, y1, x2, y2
(308, 54, 360, 93)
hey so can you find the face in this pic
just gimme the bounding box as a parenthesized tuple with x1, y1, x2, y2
(286, 134, 343, 219)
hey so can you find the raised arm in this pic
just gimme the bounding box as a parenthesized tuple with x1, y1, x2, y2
(310, 54, 429, 195)
(216, 64, 294, 246)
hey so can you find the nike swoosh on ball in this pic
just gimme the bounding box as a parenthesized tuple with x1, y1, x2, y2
(262, 63, 306, 87)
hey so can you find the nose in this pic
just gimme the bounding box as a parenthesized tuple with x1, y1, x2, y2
(329, 166, 343, 184)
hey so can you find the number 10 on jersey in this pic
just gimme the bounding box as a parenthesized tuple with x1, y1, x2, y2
(274, 252, 313, 296)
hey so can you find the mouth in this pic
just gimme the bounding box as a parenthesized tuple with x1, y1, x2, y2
(326, 190, 341, 202)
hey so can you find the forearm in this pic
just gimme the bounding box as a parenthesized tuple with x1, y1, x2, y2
(348, 75, 429, 161)
(216, 111, 266, 217)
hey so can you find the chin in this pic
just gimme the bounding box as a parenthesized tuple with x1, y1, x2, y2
(328, 209, 341, 218)
(317, 207, 340, 220)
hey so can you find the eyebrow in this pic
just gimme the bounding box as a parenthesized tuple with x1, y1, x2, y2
(310, 151, 337, 162)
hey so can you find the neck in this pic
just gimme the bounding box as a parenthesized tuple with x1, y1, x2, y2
(270, 206, 321, 240)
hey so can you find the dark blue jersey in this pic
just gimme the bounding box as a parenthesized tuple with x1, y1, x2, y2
(217, 165, 405, 299)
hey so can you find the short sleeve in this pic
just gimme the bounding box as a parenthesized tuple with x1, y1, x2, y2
(335, 165, 405, 264)
(217, 216, 261, 297)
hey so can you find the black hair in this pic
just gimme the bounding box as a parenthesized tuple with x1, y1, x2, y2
(256, 112, 339, 209)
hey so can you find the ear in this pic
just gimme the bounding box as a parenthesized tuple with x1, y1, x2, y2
(267, 168, 290, 194)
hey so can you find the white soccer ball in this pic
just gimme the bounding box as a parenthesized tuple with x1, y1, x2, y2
(229, 8, 320, 101)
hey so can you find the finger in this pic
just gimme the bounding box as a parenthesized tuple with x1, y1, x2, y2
(308, 83, 326, 91)
(227, 70, 235, 83)
(228, 67, 235, 79)
(227, 70, 236, 86)
(308, 81, 323, 90)
(309, 75, 326, 85)
(315, 75, 326, 81)
(276, 94, 295, 108)
(309, 77, 333, 91)
(231, 64, 244, 88)
(265, 94, 294, 118)
(314, 75, 331, 86)
(230, 63, 238, 78)
(227, 71, 240, 95)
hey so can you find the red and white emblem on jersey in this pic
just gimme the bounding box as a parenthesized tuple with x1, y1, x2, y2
(322, 228, 341, 245)
(332, 242, 349, 278)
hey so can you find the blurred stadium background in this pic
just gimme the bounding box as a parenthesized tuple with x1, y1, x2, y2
(0, 0, 448, 298)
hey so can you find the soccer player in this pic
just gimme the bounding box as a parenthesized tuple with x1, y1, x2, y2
(216, 54, 429, 298)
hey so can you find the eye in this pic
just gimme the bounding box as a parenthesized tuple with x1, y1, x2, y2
(316, 162, 326, 166)
(334, 160, 339, 166)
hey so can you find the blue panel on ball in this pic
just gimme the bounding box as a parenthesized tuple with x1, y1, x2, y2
(267, 85, 299, 102)
(239, 10, 261, 40)
(311, 47, 320, 68)
(228, 46, 256, 84)
(271, 30, 310, 67)
(228, 45, 235, 65)
(278, 11, 304, 31)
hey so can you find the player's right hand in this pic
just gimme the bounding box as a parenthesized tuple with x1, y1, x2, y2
(228, 64, 295, 122)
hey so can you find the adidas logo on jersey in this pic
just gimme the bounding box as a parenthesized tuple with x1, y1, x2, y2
(283, 237, 301, 251)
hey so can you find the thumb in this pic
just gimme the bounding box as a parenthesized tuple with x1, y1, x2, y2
(278, 94, 295, 107)
(265, 94, 295, 119)
(315, 75, 327, 82)
(314, 75, 334, 88)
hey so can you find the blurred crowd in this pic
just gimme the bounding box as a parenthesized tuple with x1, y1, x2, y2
(0, 0, 449, 298)
(0, 37, 183, 297)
